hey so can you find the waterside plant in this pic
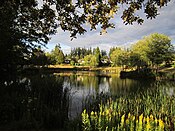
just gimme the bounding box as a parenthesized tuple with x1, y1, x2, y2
(82, 83, 175, 130)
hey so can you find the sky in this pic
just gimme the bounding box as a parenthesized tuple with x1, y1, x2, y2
(45, 1, 175, 54)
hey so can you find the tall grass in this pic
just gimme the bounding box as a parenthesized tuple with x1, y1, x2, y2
(0, 74, 70, 130)
(81, 83, 175, 130)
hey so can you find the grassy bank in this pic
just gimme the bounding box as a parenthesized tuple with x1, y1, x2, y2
(21, 65, 122, 75)
(49, 65, 121, 72)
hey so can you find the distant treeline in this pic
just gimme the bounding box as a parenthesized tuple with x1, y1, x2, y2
(28, 33, 175, 71)
(1, 33, 174, 74)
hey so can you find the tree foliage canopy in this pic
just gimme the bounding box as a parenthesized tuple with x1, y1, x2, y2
(0, 0, 172, 73)
(1, 0, 171, 43)
(30, 47, 48, 66)
(110, 48, 129, 67)
(110, 33, 174, 69)
(51, 0, 171, 37)
(0, 0, 57, 72)
(50, 44, 64, 64)
(145, 33, 174, 66)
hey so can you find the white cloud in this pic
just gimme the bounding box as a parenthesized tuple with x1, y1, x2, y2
(47, 1, 175, 53)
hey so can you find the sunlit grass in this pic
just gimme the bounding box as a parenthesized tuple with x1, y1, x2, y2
(48, 64, 122, 74)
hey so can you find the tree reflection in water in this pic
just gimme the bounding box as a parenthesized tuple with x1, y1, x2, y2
(0, 72, 155, 130)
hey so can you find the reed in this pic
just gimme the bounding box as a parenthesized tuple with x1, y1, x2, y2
(82, 83, 175, 130)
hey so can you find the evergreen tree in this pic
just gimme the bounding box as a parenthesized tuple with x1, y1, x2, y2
(94, 47, 101, 66)
(51, 44, 64, 64)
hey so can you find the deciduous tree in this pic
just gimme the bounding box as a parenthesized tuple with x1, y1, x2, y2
(145, 33, 174, 67)
(110, 48, 129, 68)
(84, 54, 98, 67)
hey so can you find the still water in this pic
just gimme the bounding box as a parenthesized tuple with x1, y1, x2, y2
(58, 72, 155, 118)
(0, 71, 156, 129)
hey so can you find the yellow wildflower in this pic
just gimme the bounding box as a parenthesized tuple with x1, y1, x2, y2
(146, 116, 150, 123)
(155, 117, 158, 124)
(159, 119, 164, 129)
(126, 118, 129, 124)
(146, 123, 151, 130)
(128, 112, 131, 119)
(150, 114, 154, 121)
(146, 116, 151, 130)
(100, 111, 105, 116)
(143, 117, 146, 123)
(139, 114, 143, 122)
(106, 109, 109, 115)
(91, 111, 94, 116)
(121, 114, 125, 127)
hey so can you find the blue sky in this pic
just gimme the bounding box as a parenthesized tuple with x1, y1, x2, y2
(45, 1, 175, 54)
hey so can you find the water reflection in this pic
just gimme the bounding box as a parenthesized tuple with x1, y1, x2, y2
(55, 72, 155, 118)
(0, 72, 156, 129)
(61, 73, 155, 95)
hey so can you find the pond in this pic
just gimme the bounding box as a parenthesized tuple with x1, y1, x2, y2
(0, 71, 173, 130)
(58, 72, 155, 118)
